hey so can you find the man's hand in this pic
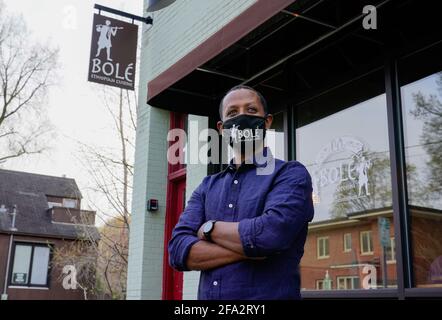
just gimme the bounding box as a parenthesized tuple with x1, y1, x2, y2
(198, 221, 267, 260)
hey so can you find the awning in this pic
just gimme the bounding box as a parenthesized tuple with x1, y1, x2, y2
(146, 0, 440, 117)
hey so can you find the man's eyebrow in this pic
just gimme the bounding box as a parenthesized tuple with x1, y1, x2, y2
(228, 101, 256, 108)
(225, 105, 238, 111)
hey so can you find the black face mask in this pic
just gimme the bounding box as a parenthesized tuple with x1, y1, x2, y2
(222, 114, 267, 152)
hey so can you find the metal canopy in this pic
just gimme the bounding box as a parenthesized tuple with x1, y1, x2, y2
(147, 0, 441, 118)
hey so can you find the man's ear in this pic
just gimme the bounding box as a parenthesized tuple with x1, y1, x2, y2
(217, 120, 224, 134)
(265, 114, 273, 129)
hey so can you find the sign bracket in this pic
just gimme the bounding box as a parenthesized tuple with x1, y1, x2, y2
(94, 4, 153, 25)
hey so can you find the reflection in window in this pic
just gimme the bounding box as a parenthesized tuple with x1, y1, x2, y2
(401, 71, 442, 288)
(337, 276, 360, 290)
(343, 233, 352, 252)
(297, 92, 397, 291)
(316, 277, 333, 290)
(266, 111, 286, 160)
(317, 237, 330, 259)
(360, 231, 374, 255)
(386, 237, 396, 263)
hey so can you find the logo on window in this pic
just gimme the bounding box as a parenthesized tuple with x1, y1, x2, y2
(312, 136, 373, 204)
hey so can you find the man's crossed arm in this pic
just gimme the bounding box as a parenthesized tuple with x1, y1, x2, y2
(170, 162, 313, 272)
(187, 222, 262, 271)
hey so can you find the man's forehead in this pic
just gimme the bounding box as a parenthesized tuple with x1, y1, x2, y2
(223, 89, 260, 107)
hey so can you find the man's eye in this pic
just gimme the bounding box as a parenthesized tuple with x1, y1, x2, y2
(248, 107, 257, 113)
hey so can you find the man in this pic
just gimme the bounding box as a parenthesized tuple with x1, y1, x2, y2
(168, 85, 314, 300)
(95, 20, 120, 61)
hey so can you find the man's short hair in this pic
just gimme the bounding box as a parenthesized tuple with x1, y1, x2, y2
(219, 85, 268, 120)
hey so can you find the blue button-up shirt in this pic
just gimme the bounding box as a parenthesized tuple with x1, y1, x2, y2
(168, 148, 314, 300)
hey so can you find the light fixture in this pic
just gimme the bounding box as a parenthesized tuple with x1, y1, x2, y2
(146, 0, 176, 12)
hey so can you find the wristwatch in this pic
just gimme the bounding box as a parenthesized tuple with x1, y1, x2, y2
(202, 220, 217, 242)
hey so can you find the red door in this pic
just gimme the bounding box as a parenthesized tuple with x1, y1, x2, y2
(163, 178, 186, 300)
(163, 112, 187, 300)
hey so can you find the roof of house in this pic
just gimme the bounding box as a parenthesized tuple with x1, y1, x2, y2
(0, 169, 99, 240)
(0, 169, 83, 199)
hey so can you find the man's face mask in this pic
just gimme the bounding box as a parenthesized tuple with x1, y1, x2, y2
(222, 114, 267, 152)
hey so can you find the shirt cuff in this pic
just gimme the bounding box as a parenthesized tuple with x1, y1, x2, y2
(176, 236, 200, 271)
(238, 218, 259, 257)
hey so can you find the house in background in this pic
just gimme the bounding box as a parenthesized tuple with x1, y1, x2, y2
(301, 206, 442, 291)
(0, 169, 99, 300)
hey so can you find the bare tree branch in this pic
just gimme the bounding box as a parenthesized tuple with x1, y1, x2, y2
(63, 86, 136, 299)
(0, 7, 58, 164)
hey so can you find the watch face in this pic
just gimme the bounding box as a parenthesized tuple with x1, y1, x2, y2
(203, 221, 213, 233)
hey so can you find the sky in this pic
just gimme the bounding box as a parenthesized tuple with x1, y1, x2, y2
(2, 0, 143, 217)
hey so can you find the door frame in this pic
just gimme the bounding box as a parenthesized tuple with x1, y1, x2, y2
(162, 112, 187, 300)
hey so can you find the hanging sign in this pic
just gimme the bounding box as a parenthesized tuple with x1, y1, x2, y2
(88, 14, 138, 90)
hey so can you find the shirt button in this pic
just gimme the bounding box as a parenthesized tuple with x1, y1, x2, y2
(233, 180, 239, 185)
(213, 281, 218, 286)
(228, 203, 233, 208)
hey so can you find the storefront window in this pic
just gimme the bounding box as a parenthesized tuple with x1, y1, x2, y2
(296, 71, 397, 290)
(401, 52, 442, 288)
(266, 111, 286, 160)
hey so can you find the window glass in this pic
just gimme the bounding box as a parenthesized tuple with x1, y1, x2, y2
(317, 237, 329, 259)
(30, 247, 50, 285)
(48, 202, 62, 209)
(386, 238, 396, 263)
(344, 233, 352, 252)
(11, 245, 32, 285)
(266, 111, 286, 160)
(297, 71, 397, 290)
(337, 276, 360, 290)
(63, 199, 77, 209)
(360, 231, 374, 255)
(10, 244, 51, 287)
(401, 58, 442, 288)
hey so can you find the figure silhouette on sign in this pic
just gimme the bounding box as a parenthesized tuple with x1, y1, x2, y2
(357, 156, 371, 196)
(95, 20, 123, 61)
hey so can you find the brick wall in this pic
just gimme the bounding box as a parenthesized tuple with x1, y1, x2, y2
(0, 234, 86, 300)
(126, 30, 170, 298)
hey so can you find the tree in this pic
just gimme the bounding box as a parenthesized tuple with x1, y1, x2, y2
(54, 87, 136, 299)
(410, 72, 442, 206)
(82, 87, 135, 299)
(51, 236, 99, 300)
(0, 2, 59, 164)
